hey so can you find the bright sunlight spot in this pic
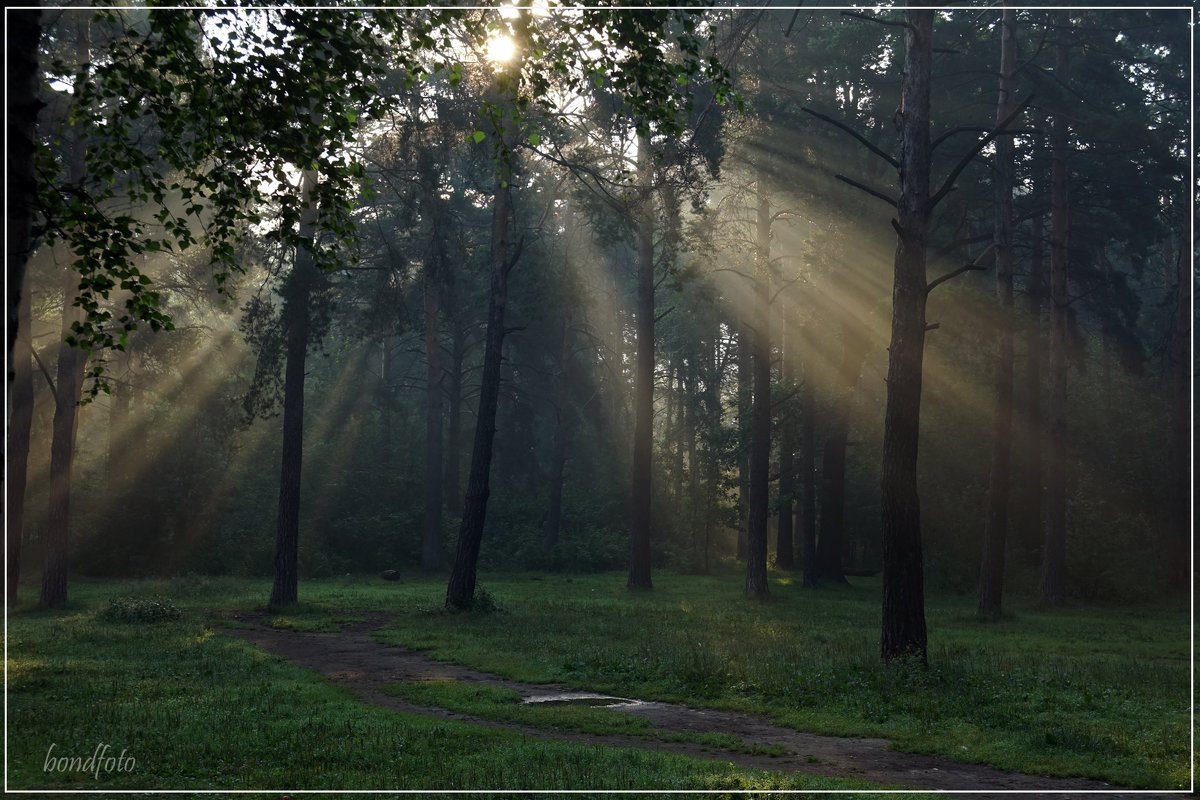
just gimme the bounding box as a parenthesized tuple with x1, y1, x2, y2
(486, 34, 517, 66)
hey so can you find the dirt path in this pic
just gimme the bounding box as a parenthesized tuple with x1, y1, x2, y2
(220, 613, 1168, 797)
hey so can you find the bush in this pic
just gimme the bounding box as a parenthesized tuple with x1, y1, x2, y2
(97, 596, 183, 623)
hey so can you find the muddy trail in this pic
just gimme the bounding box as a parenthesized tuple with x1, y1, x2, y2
(220, 613, 1167, 798)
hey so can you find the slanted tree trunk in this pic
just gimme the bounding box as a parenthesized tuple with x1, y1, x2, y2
(421, 273, 443, 573)
(447, 103, 517, 608)
(628, 132, 655, 590)
(978, 3, 1017, 620)
(880, 5, 932, 664)
(8, 285, 34, 604)
(269, 168, 320, 609)
(1040, 11, 1071, 609)
(745, 167, 772, 599)
(6, 7, 43, 417)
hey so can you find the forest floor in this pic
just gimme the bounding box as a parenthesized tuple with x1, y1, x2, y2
(221, 610, 1167, 799)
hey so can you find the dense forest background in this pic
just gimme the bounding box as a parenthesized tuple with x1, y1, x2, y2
(8, 5, 1191, 618)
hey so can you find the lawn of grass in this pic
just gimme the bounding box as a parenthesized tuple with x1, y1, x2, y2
(6, 567, 1190, 790)
(4, 576, 894, 793)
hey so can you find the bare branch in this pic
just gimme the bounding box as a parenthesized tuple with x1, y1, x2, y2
(840, 10, 913, 32)
(926, 242, 997, 295)
(928, 94, 1035, 211)
(836, 174, 898, 207)
(802, 107, 900, 169)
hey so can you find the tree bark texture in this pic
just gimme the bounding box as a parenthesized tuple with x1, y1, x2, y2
(1021, 201, 1045, 562)
(543, 318, 572, 553)
(446, 153, 512, 608)
(41, 27, 88, 608)
(745, 168, 772, 599)
(8, 284, 34, 603)
(820, 330, 869, 584)
(978, 4, 1017, 620)
(421, 274, 443, 573)
(776, 295, 796, 571)
(628, 133, 655, 590)
(1041, 12, 1071, 609)
(880, 6, 932, 664)
(6, 7, 43, 421)
(800, 363, 819, 588)
(270, 168, 320, 609)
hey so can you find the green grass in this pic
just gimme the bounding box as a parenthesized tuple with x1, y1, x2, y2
(367, 567, 1189, 790)
(382, 678, 772, 754)
(5, 577, 893, 793)
(7, 569, 1190, 790)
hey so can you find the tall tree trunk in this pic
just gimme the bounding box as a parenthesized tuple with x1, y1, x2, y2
(880, 6, 932, 664)
(820, 331, 869, 584)
(800, 358, 819, 588)
(1169, 225, 1190, 592)
(628, 132, 655, 590)
(735, 322, 751, 562)
(446, 112, 515, 608)
(41, 24, 89, 608)
(421, 275, 443, 573)
(1041, 12, 1071, 609)
(8, 285, 34, 604)
(1021, 199, 1045, 562)
(746, 168, 772, 599)
(444, 318, 465, 512)
(269, 168, 320, 609)
(6, 7, 43, 420)
(776, 298, 796, 571)
(978, 4, 1017, 620)
(820, 426, 849, 584)
(543, 319, 571, 553)
(685, 371, 702, 572)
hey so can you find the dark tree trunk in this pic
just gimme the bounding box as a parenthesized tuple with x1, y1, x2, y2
(800, 361, 819, 588)
(107, 348, 131, 497)
(270, 169, 320, 609)
(978, 4, 1017, 621)
(776, 296, 796, 571)
(819, 426, 849, 584)
(1021, 200, 1045, 562)
(1041, 12, 1071, 609)
(6, 7, 43, 418)
(685, 372, 702, 572)
(421, 275, 443, 573)
(1169, 224, 1190, 592)
(543, 319, 571, 553)
(41, 31, 88, 608)
(42, 265, 86, 608)
(628, 133, 655, 591)
(745, 168, 771, 599)
(880, 6, 932, 665)
(447, 118, 514, 609)
(444, 319, 465, 512)
(8, 285, 34, 604)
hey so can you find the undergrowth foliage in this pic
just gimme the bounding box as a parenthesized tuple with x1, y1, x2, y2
(98, 595, 183, 623)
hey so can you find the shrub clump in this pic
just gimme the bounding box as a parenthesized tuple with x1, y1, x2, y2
(98, 596, 183, 623)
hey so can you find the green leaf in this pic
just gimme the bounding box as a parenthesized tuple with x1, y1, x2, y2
(472, 130, 487, 143)
(528, 132, 541, 147)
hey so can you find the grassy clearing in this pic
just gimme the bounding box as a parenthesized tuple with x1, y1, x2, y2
(366, 567, 1189, 789)
(5, 578, 893, 793)
(7, 569, 1189, 790)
